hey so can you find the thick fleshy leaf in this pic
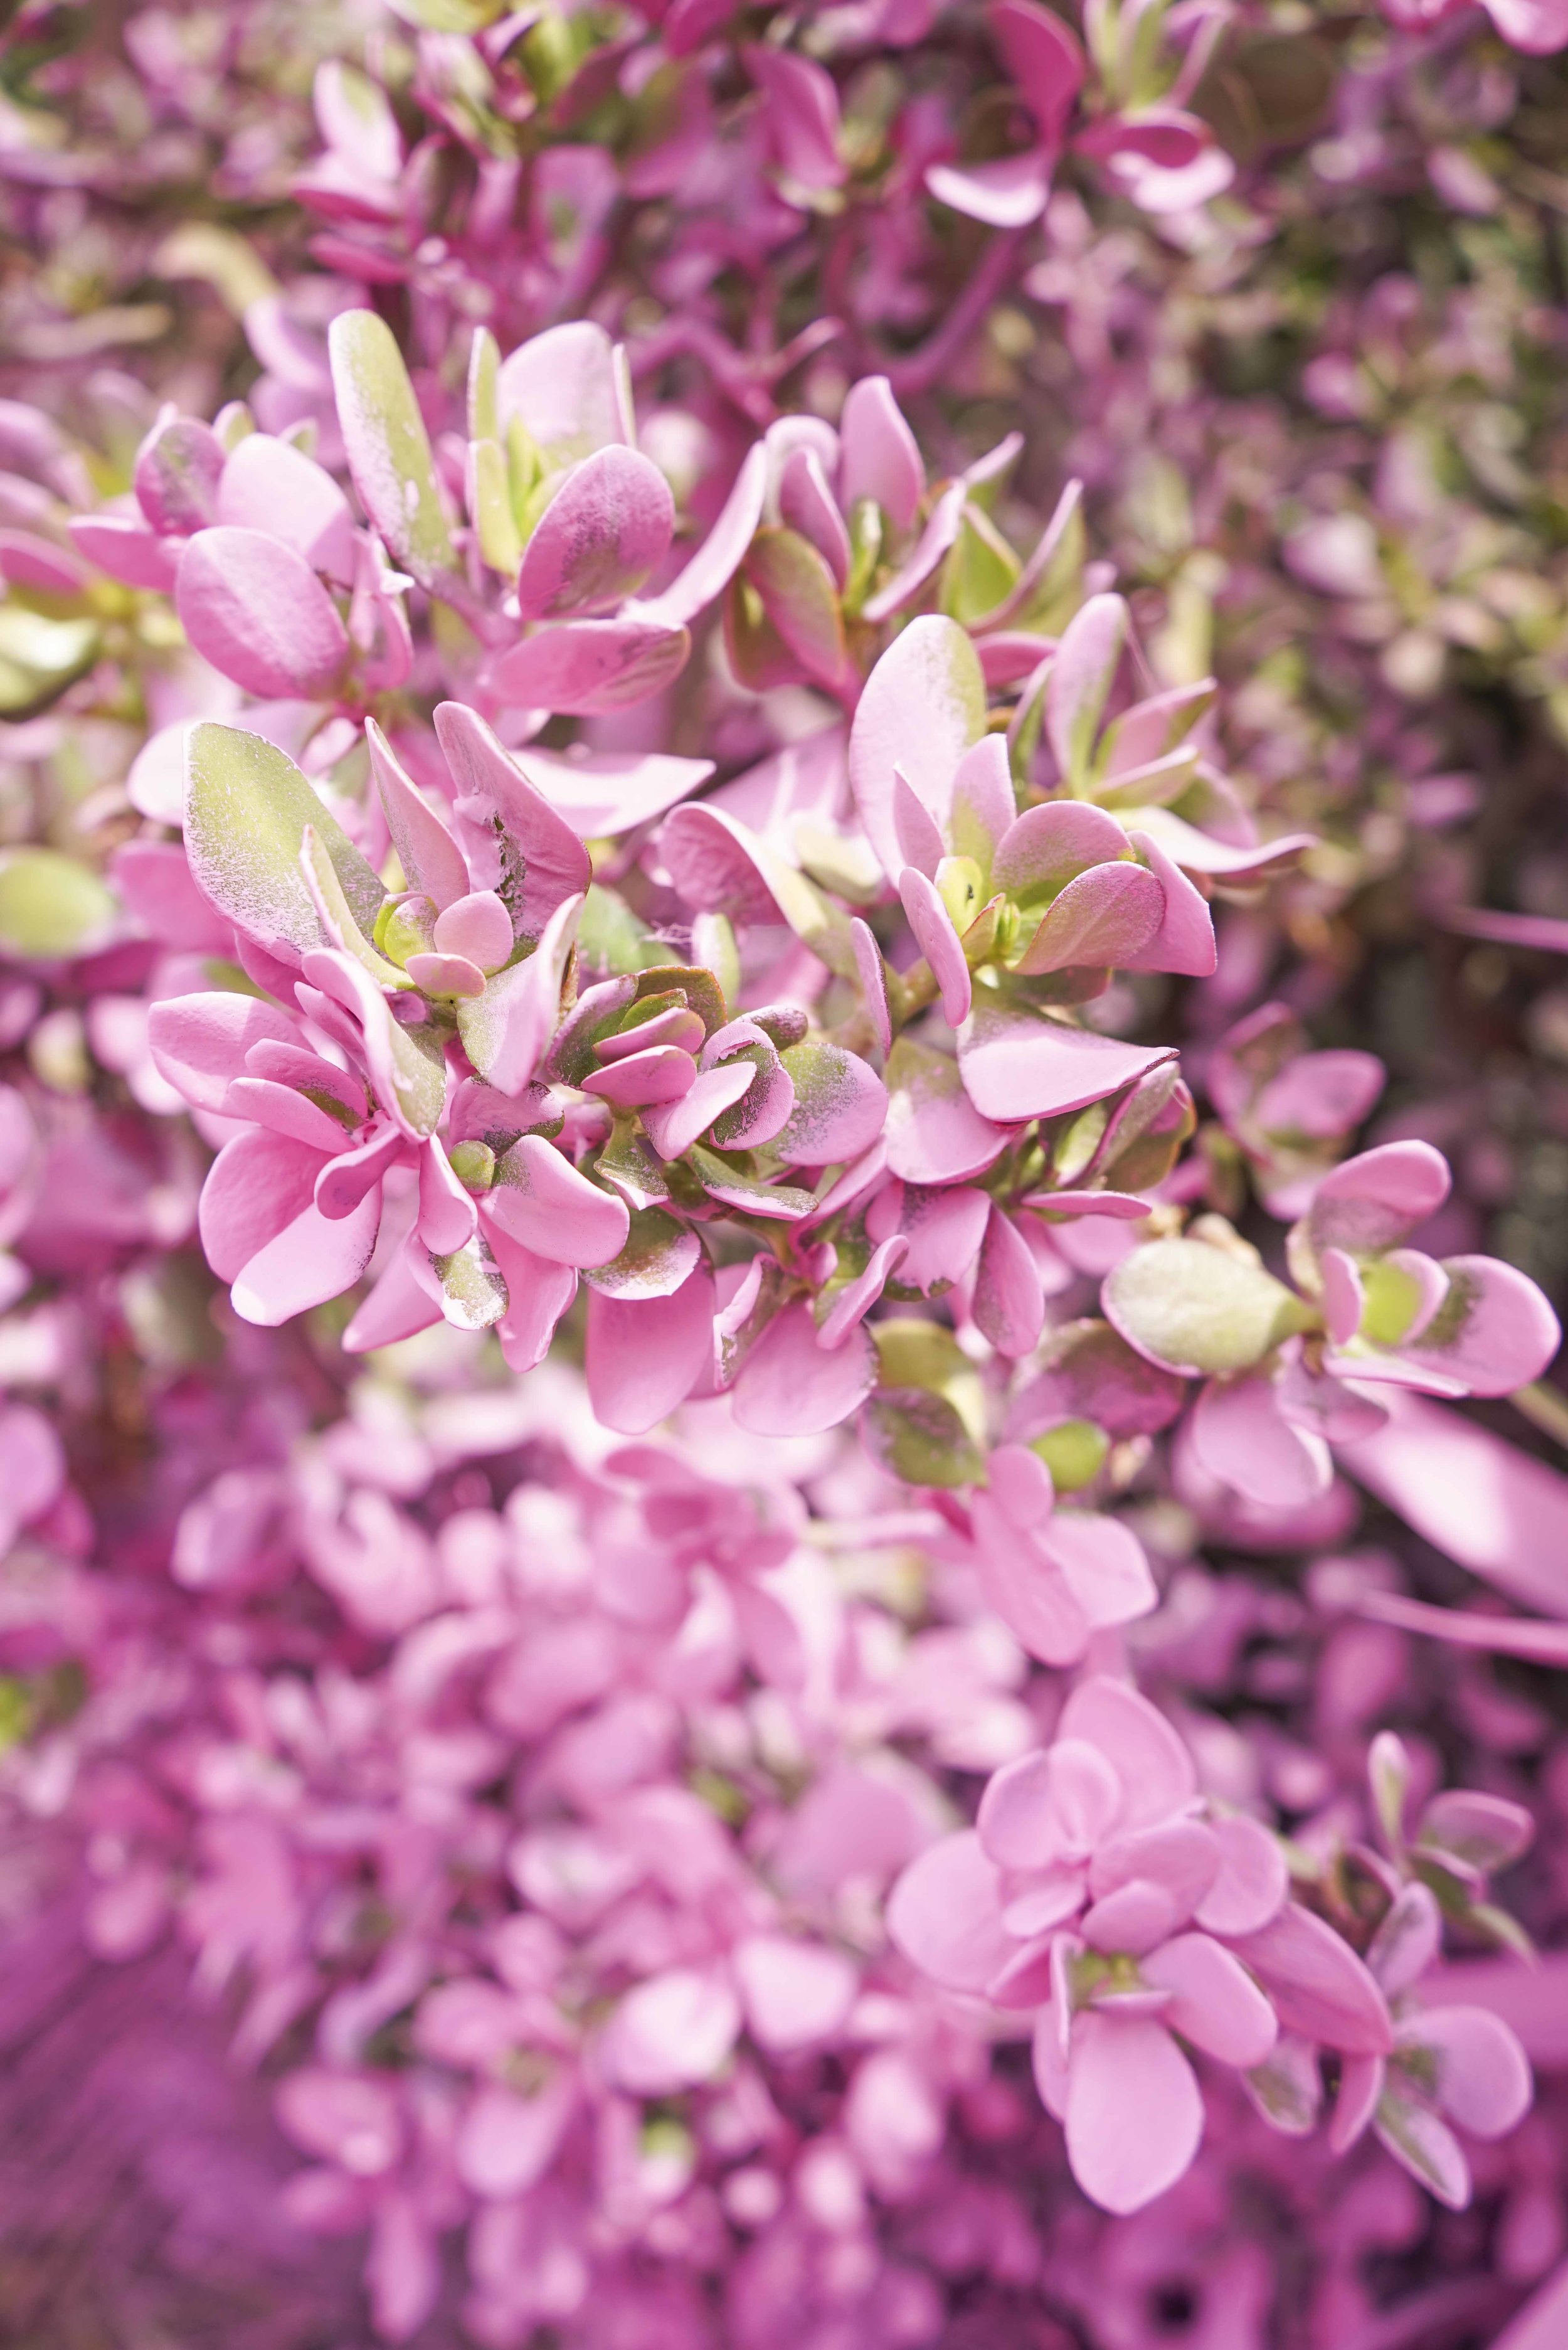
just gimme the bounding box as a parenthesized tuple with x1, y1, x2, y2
(487, 1135, 630, 1269)
(1103, 1238, 1310, 1378)
(743, 41, 845, 186)
(958, 997, 1175, 1124)
(1064, 2013, 1203, 2215)
(225, 1075, 352, 1153)
(1374, 2093, 1470, 2209)
(68, 514, 181, 591)
(992, 799, 1127, 896)
(506, 747, 712, 840)
(884, 1035, 1010, 1184)
(302, 948, 447, 1139)
(900, 866, 973, 1026)
(986, 1442, 1056, 1533)
(643, 1061, 755, 1162)
(732, 1304, 876, 1435)
(864, 479, 969, 624)
(581, 1207, 699, 1300)
(1417, 1790, 1534, 1877)
(864, 1387, 985, 1490)
(585, 1262, 715, 1434)
(992, 0, 1087, 142)
(199, 1129, 324, 1280)
(1396, 1257, 1560, 1397)
(581, 1045, 698, 1108)
(734, 1935, 857, 2054)
(650, 440, 768, 628)
(849, 616, 986, 883)
(848, 920, 894, 1057)
(603, 1967, 741, 2096)
(1012, 859, 1163, 976)
(974, 1206, 1047, 1357)
(134, 412, 222, 533)
(1244, 2037, 1323, 2136)
(455, 2077, 575, 2203)
(329, 309, 456, 586)
(1337, 1391, 1568, 1617)
(1041, 1509, 1158, 1631)
(1369, 1883, 1443, 1998)
(231, 1183, 381, 1326)
(772, 1039, 889, 1167)
(433, 890, 512, 972)
(147, 992, 296, 1110)
(839, 376, 923, 534)
(216, 434, 358, 581)
(1228, 1906, 1394, 2056)
(778, 445, 850, 587)
(926, 151, 1052, 228)
(1058, 1676, 1195, 1829)
(341, 1235, 443, 1354)
(515, 446, 674, 621)
(366, 720, 469, 911)
(1190, 1371, 1333, 1506)
(818, 1236, 908, 1348)
(316, 1127, 404, 1221)
(434, 703, 591, 942)
(743, 528, 848, 691)
(1306, 1140, 1451, 1258)
(1125, 806, 1317, 881)
(176, 528, 349, 699)
(1143, 1934, 1278, 2069)
(457, 895, 583, 1096)
(968, 1497, 1095, 1664)
(1046, 593, 1126, 787)
(1194, 1817, 1290, 1938)
(1399, 2006, 1532, 2139)
(484, 1225, 578, 1373)
(1119, 831, 1217, 978)
(489, 614, 691, 715)
(495, 321, 627, 466)
(184, 723, 384, 962)
(886, 1831, 1012, 1994)
(1328, 2052, 1386, 2155)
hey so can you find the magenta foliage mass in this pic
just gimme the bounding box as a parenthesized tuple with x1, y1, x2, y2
(4, 2, 1568, 2345)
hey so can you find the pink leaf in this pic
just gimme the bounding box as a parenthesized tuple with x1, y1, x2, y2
(514, 445, 675, 620)
(585, 1261, 715, 1433)
(216, 433, 358, 582)
(1064, 2013, 1203, 2214)
(489, 615, 691, 715)
(175, 528, 349, 698)
(957, 998, 1176, 1123)
(731, 1302, 876, 1435)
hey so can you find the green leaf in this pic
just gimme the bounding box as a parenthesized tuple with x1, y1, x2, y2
(685, 1144, 816, 1221)
(583, 1207, 699, 1298)
(1103, 1236, 1313, 1377)
(0, 611, 100, 721)
(595, 1114, 671, 1209)
(0, 850, 117, 960)
(185, 723, 385, 959)
(862, 1388, 983, 1488)
(578, 883, 665, 975)
(467, 325, 501, 442)
(329, 310, 457, 588)
(432, 1233, 509, 1329)
(941, 505, 1020, 627)
(633, 964, 726, 1036)
(469, 437, 522, 574)
(871, 1319, 986, 1443)
(300, 827, 407, 988)
(743, 528, 847, 693)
